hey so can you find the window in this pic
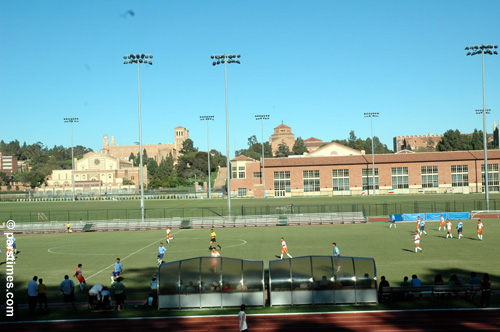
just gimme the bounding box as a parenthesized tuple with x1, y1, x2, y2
(238, 166, 246, 179)
(362, 168, 379, 190)
(303, 170, 320, 192)
(232, 167, 237, 179)
(481, 164, 499, 192)
(421, 166, 438, 188)
(238, 188, 247, 197)
(274, 171, 291, 195)
(253, 172, 262, 178)
(332, 169, 349, 191)
(451, 165, 468, 187)
(392, 167, 409, 189)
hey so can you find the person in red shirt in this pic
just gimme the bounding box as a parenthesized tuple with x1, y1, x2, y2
(74, 263, 86, 291)
(477, 220, 484, 240)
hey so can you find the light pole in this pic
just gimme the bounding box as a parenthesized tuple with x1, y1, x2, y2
(211, 53, 241, 217)
(255, 115, 270, 198)
(123, 53, 153, 222)
(200, 115, 214, 199)
(64, 117, 79, 201)
(364, 112, 379, 195)
(466, 44, 498, 211)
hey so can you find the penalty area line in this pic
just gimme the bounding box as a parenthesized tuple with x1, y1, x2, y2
(86, 229, 184, 281)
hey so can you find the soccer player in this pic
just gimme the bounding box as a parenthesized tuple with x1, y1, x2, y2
(110, 258, 123, 284)
(209, 229, 221, 250)
(210, 247, 220, 273)
(420, 219, 427, 235)
(280, 237, 293, 259)
(211, 247, 220, 258)
(439, 215, 445, 231)
(457, 220, 464, 239)
(446, 220, 453, 238)
(389, 214, 396, 228)
(166, 226, 174, 244)
(416, 217, 422, 235)
(74, 263, 86, 291)
(157, 242, 167, 265)
(332, 242, 340, 256)
(414, 231, 422, 253)
(11, 236, 17, 254)
(66, 222, 71, 233)
(477, 219, 484, 240)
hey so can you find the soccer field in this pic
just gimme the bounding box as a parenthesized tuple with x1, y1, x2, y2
(3, 218, 499, 308)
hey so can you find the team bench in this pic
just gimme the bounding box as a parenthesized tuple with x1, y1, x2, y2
(381, 284, 482, 302)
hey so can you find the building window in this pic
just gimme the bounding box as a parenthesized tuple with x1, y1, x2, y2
(238, 188, 247, 197)
(392, 167, 409, 189)
(362, 168, 379, 190)
(232, 166, 237, 179)
(253, 172, 262, 178)
(451, 165, 469, 187)
(332, 169, 349, 191)
(421, 166, 438, 188)
(274, 171, 291, 195)
(303, 170, 320, 192)
(481, 164, 499, 192)
(238, 166, 246, 179)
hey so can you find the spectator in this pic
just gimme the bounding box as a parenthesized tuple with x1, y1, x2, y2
(400, 276, 410, 286)
(448, 274, 463, 286)
(111, 276, 126, 311)
(434, 274, 444, 285)
(378, 276, 390, 303)
(58, 275, 76, 311)
(410, 274, 421, 287)
(100, 286, 112, 309)
(38, 278, 48, 313)
(469, 272, 482, 285)
(150, 273, 158, 308)
(88, 284, 103, 308)
(186, 281, 195, 292)
(480, 273, 491, 308)
(27, 276, 38, 314)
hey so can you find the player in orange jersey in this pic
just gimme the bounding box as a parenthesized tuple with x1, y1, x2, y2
(74, 263, 86, 291)
(477, 219, 484, 240)
(280, 237, 293, 259)
(446, 220, 453, 238)
(416, 217, 422, 235)
(439, 215, 445, 231)
(166, 226, 174, 244)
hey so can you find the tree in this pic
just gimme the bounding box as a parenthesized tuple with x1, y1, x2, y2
(179, 139, 197, 154)
(436, 129, 472, 151)
(275, 142, 290, 158)
(247, 135, 258, 147)
(292, 137, 308, 155)
(147, 158, 159, 179)
(348, 131, 357, 149)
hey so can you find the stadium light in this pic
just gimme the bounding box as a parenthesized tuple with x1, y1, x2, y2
(364, 112, 379, 195)
(64, 117, 79, 201)
(255, 115, 270, 198)
(211, 53, 241, 217)
(466, 44, 498, 210)
(200, 115, 214, 199)
(123, 53, 153, 222)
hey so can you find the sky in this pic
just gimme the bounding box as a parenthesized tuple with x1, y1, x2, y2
(1, 1, 499, 158)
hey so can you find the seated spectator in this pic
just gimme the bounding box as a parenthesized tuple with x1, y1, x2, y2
(434, 274, 444, 285)
(223, 282, 231, 291)
(400, 276, 410, 286)
(480, 273, 491, 308)
(236, 283, 248, 291)
(469, 272, 482, 285)
(378, 276, 390, 303)
(186, 281, 195, 292)
(318, 276, 330, 289)
(150, 274, 158, 308)
(448, 274, 463, 286)
(410, 274, 421, 286)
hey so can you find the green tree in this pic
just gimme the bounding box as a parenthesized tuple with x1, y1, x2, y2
(436, 129, 472, 151)
(275, 142, 291, 158)
(292, 137, 309, 155)
(147, 158, 159, 179)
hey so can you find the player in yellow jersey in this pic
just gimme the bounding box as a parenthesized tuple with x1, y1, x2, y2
(210, 229, 222, 250)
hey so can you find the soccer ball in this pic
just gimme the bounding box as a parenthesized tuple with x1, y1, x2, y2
(69, 230, 73, 233)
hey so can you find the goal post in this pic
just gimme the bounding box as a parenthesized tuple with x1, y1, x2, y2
(470, 210, 500, 219)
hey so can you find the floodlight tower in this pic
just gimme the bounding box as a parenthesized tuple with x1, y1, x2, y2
(64, 117, 79, 201)
(211, 53, 241, 217)
(200, 115, 214, 199)
(255, 115, 270, 198)
(364, 112, 379, 195)
(123, 53, 153, 222)
(466, 44, 498, 210)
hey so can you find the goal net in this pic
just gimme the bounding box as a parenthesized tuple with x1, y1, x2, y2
(470, 210, 500, 219)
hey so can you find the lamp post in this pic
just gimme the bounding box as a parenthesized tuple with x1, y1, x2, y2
(211, 53, 241, 217)
(200, 115, 214, 199)
(123, 53, 153, 222)
(64, 117, 79, 201)
(466, 44, 498, 211)
(364, 112, 379, 195)
(255, 115, 270, 198)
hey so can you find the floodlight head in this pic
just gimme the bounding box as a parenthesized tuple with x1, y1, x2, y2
(236, 60, 240, 64)
(141, 54, 145, 59)
(466, 52, 471, 56)
(123, 56, 127, 59)
(211, 55, 214, 59)
(212, 61, 216, 66)
(136, 54, 140, 58)
(495, 51, 498, 55)
(130, 54, 135, 59)
(124, 61, 128, 64)
(465, 47, 469, 50)
(217, 61, 220, 65)
(148, 61, 152, 65)
(237, 54, 241, 58)
(150, 55, 153, 59)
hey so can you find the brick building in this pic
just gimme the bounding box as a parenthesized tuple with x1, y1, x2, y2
(37, 152, 146, 196)
(100, 126, 189, 163)
(230, 149, 500, 198)
(0, 153, 18, 176)
(269, 123, 295, 155)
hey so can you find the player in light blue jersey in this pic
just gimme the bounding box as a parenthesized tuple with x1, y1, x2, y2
(110, 258, 123, 284)
(420, 220, 427, 235)
(157, 242, 167, 265)
(457, 220, 463, 239)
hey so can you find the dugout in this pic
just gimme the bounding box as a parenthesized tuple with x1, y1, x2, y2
(269, 256, 377, 306)
(157, 257, 265, 309)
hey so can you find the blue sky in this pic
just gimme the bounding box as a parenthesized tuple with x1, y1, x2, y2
(1, 1, 499, 157)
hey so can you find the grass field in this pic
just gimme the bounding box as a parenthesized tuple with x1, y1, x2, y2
(2, 217, 498, 317)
